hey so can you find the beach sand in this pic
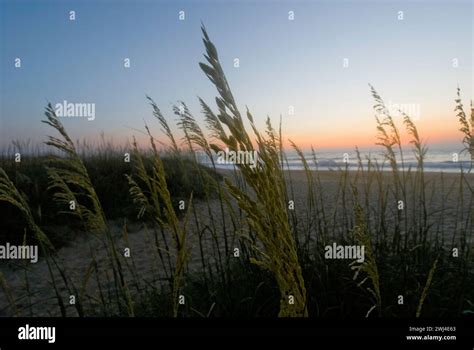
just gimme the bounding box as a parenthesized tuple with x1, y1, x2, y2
(0, 170, 472, 316)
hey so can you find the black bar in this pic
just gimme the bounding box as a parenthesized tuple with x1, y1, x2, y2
(0, 318, 472, 346)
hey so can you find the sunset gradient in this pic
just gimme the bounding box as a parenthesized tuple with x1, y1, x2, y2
(1, 0, 472, 152)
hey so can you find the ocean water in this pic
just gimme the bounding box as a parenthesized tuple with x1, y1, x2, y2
(196, 147, 473, 173)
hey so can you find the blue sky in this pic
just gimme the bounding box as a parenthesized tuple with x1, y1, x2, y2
(1, 0, 473, 151)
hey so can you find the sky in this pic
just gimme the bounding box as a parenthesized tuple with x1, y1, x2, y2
(0, 0, 473, 152)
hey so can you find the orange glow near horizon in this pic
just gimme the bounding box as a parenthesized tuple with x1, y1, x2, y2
(127, 120, 463, 153)
(281, 120, 463, 150)
(114, 107, 465, 152)
(283, 133, 462, 151)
